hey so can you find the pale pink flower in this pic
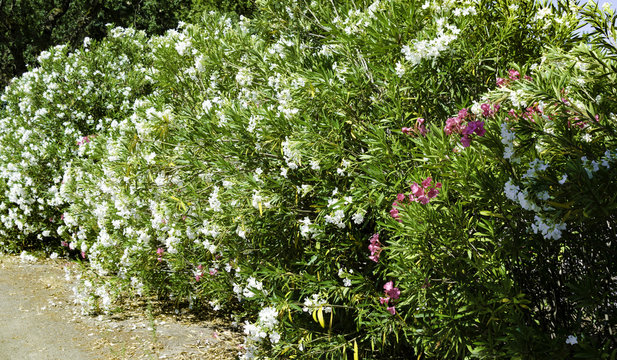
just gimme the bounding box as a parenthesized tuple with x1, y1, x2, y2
(410, 183, 424, 197)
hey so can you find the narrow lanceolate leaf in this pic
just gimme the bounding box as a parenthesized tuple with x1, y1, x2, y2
(354, 340, 359, 360)
(317, 306, 325, 328)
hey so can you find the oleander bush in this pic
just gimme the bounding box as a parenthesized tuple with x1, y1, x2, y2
(0, 27, 155, 251)
(0, 0, 256, 89)
(2, 0, 617, 359)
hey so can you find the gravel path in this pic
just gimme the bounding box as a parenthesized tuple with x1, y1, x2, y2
(0, 255, 241, 360)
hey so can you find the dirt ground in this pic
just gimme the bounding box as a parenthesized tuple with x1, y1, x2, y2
(0, 255, 242, 360)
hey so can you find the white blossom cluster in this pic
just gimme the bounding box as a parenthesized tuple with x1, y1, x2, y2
(338, 267, 353, 287)
(0, 26, 153, 250)
(331, 0, 387, 35)
(501, 123, 518, 162)
(531, 215, 567, 241)
(281, 137, 301, 169)
(504, 173, 569, 240)
(401, 18, 460, 66)
(240, 306, 281, 360)
(233, 277, 266, 301)
(302, 293, 332, 313)
(581, 150, 616, 178)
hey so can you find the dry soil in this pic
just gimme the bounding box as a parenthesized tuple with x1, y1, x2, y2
(0, 255, 242, 360)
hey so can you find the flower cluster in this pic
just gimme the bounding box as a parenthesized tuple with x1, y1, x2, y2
(240, 306, 281, 360)
(401, 118, 427, 137)
(581, 151, 616, 178)
(379, 281, 400, 315)
(444, 107, 490, 148)
(390, 177, 441, 222)
(77, 135, 95, 146)
(368, 233, 382, 262)
(401, 18, 460, 65)
(302, 294, 332, 314)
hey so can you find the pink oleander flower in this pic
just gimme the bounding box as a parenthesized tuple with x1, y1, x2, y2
(386, 288, 400, 300)
(427, 187, 439, 199)
(383, 281, 400, 297)
(410, 182, 424, 197)
(393, 177, 441, 222)
(418, 195, 430, 204)
(416, 118, 427, 136)
(383, 281, 393, 291)
(156, 248, 165, 256)
(444, 116, 464, 135)
(446, 105, 489, 148)
(508, 69, 520, 80)
(402, 118, 428, 137)
(381, 282, 401, 315)
(496, 77, 506, 87)
(368, 233, 383, 262)
(389, 207, 400, 221)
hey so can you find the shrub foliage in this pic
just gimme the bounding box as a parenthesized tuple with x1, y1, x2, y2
(1, 0, 616, 359)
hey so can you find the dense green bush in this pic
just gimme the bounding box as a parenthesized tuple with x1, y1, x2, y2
(2, 0, 616, 359)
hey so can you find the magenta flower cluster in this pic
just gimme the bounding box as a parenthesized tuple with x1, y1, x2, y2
(444, 108, 490, 148)
(496, 69, 532, 87)
(390, 177, 441, 222)
(380, 281, 400, 315)
(402, 118, 427, 137)
(368, 233, 382, 263)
